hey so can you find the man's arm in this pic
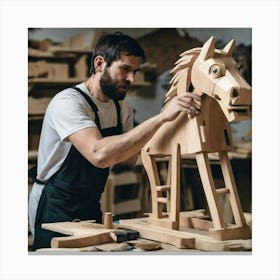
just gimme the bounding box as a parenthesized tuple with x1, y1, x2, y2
(68, 92, 201, 168)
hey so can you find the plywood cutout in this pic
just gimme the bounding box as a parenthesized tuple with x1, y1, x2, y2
(141, 36, 252, 241)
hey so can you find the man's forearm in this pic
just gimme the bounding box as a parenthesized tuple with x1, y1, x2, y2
(91, 113, 165, 167)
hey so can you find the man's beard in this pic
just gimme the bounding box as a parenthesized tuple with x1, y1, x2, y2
(99, 68, 130, 101)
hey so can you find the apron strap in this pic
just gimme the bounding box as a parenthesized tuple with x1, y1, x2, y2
(113, 99, 123, 133)
(72, 86, 122, 133)
(72, 86, 102, 130)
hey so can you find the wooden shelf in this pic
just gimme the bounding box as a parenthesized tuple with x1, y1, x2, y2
(29, 77, 151, 86)
(28, 78, 151, 93)
(28, 48, 77, 59)
(50, 47, 93, 55)
(28, 77, 85, 86)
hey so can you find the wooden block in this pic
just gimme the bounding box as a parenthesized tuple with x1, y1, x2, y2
(148, 217, 178, 230)
(51, 232, 112, 248)
(209, 225, 251, 241)
(182, 217, 214, 231)
(104, 212, 113, 229)
(135, 241, 162, 251)
(42, 220, 141, 249)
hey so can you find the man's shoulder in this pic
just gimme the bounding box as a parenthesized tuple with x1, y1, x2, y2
(45, 86, 92, 117)
(49, 86, 89, 108)
(53, 86, 80, 100)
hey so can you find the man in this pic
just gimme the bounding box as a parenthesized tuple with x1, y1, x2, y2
(28, 32, 201, 250)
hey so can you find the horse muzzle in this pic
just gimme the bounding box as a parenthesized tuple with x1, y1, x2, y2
(227, 87, 252, 122)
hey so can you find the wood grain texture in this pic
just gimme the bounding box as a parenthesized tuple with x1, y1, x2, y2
(119, 217, 251, 251)
(51, 232, 112, 248)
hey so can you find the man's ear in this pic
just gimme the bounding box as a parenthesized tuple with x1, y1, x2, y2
(94, 55, 106, 73)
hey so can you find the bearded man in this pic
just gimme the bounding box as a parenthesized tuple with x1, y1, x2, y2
(28, 32, 201, 250)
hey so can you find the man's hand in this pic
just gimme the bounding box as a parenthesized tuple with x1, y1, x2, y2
(160, 92, 201, 122)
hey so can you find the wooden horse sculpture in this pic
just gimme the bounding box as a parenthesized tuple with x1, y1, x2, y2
(141, 36, 252, 241)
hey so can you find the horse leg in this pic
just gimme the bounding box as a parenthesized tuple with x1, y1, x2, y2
(195, 152, 225, 229)
(196, 151, 251, 240)
(169, 143, 181, 228)
(141, 148, 163, 219)
(218, 151, 247, 227)
(141, 145, 180, 230)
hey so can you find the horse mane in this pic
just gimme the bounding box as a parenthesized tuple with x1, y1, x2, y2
(164, 47, 201, 104)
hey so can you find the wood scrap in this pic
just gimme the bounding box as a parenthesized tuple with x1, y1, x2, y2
(135, 240, 162, 251)
(51, 232, 112, 248)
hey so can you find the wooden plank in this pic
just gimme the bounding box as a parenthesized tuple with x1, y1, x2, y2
(119, 217, 251, 251)
(182, 217, 214, 231)
(119, 218, 195, 249)
(170, 143, 180, 228)
(219, 151, 247, 227)
(41, 221, 118, 248)
(42, 221, 109, 236)
(141, 149, 162, 218)
(209, 225, 251, 241)
(51, 232, 112, 248)
(28, 77, 84, 86)
(147, 217, 178, 229)
(196, 152, 224, 229)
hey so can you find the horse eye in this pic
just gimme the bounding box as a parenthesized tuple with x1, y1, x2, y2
(210, 64, 223, 77)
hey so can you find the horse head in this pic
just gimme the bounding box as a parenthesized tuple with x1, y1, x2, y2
(191, 36, 252, 122)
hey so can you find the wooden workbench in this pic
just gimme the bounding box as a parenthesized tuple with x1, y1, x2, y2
(31, 212, 251, 253)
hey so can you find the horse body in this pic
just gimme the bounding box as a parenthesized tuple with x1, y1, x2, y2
(144, 94, 232, 155)
(141, 36, 252, 240)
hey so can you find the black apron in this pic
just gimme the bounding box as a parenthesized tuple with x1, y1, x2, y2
(32, 87, 122, 250)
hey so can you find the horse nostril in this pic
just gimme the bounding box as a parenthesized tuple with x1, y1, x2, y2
(232, 89, 239, 98)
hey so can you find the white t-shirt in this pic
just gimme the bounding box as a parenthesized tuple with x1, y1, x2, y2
(28, 82, 134, 235)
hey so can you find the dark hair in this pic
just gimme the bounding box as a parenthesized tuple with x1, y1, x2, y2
(89, 32, 146, 75)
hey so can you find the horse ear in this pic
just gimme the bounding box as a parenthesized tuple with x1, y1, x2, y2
(198, 36, 216, 61)
(223, 39, 236, 56)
